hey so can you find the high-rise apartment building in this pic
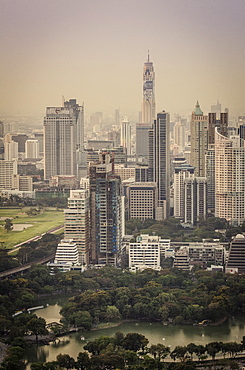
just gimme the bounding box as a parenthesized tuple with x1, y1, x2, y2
(25, 139, 39, 159)
(205, 144, 215, 212)
(0, 160, 17, 190)
(64, 188, 90, 265)
(190, 102, 208, 177)
(89, 153, 122, 266)
(215, 128, 245, 225)
(142, 53, 155, 124)
(4, 141, 18, 161)
(44, 99, 84, 180)
(173, 164, 195, 219)
(33, 132, 44, 156)
(148, 111, 170, 219)
(120, 117, 131, 155)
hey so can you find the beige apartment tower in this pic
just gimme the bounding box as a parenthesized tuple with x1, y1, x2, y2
(215, 128, 245, 226)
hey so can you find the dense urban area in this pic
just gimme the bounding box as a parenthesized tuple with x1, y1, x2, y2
(1, 52, 245, 369)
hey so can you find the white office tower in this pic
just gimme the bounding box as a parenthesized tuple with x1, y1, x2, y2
(215, 128, 245, 226)
(4, 141, 18, 160)
(54, 239, 79, 265)
(44, 99, 84, 180)
(190, 102, 208, 177)
(148, 111, 170, 219)
(25, 139, 39, 159)
(174, 164, 195, 219)
(120, 117, 131, 155)
(142, 53, 155, 124)
(129, 235, 161, 272)
(64, 189, 90, 265)
(183, 177, 207, 225)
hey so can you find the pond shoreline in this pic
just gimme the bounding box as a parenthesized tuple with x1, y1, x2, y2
(24, 316, 229, 346)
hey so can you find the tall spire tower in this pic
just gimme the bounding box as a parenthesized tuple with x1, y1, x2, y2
(142, 52, 155, 123)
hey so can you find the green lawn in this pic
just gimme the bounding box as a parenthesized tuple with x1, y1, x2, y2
(0, 207, 64, 249)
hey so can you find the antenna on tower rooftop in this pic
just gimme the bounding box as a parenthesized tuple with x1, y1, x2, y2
(148, 50, 150, 62)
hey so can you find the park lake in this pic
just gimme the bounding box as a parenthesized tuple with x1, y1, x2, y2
(25, 299, 245, 367)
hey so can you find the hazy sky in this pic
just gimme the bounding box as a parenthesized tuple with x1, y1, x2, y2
(1, 0, 245, 119)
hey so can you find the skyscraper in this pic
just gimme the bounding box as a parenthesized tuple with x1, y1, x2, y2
(190, 101, 208, 177)
(215, 128, 245, 225)
(148, 111, 170, 219)
(174, 164, 195, 219)
(4, 141, 18, 161)
(64, 189, 90, 265)
(120, 116, 131, 155)
(44, 99, 84, 180)
(183, 177, 207, 225)
(89, 153, 122, 265)
(142, 53, 155, 124)
(25, 139, 39, 159)
(136, 123, 152, 160)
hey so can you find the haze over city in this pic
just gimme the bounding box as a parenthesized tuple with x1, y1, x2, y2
(1, 0, 245, 118)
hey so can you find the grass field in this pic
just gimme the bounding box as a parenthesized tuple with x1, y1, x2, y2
(0, 207, 64, 249)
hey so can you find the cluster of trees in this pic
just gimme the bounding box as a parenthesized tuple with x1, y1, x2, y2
(126, 217, 245, 242)
(0, 233, 61, 272)
(0, 195, 35, 208)
(1, 266, 245, 331)
(28, 332, 245, 370)
(0, 314, 48, 370)
(60, 266, 245, 328)
(1, 265, 245, 368)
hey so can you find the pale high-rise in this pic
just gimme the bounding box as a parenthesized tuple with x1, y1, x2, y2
(120, 116, 131, 155)
(25, 139, 39, 159)
(64, 188, 90, 265)
(215, 128, 245, 225)
(190, 101, 208, 177)
(44, 99, 84, 180)
(142, 53, 155, 124)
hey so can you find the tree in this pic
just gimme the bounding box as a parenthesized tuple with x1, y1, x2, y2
(105, 305, 122, 322)
(205, 341, 222, 360)
(76, 352, 91, 370)
(170, 346, 188, 362)
(74, 310, 92, 330)
(84, 336, 112, 355)
(26, 317, 48, 341)
(56, 354, 75, 370)
(122, 333, 149, 352)
(4, 218, 13, 233)
(193, 344, 206, 361)
(149, 343, 170, 361)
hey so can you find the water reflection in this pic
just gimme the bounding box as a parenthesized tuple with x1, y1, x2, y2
(25, 303, 245, 368)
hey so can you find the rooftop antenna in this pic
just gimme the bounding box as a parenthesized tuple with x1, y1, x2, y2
(148, 50, 150, 62)
(62, 95, 65, 106)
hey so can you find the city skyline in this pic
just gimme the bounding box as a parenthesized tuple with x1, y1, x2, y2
(1, 0, 245, 118)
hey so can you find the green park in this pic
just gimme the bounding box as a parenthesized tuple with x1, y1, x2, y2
(0, 207, 64, 250)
